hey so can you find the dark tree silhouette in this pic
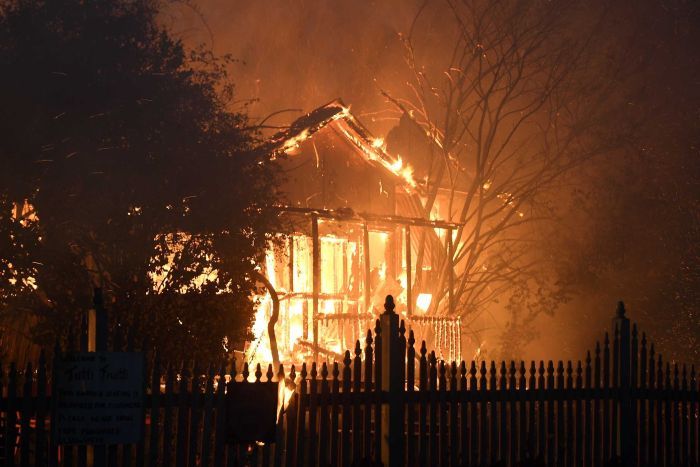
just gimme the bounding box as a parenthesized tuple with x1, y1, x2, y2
(383, 0, 638, 357)
(0, 0, 280, 363)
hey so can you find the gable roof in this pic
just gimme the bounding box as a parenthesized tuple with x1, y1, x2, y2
(265, 99, 418, 190)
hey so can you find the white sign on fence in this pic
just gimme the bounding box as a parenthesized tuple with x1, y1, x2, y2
(53, 352, 144, 445)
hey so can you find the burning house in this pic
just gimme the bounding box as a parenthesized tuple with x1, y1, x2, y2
(246, 100, 462, 368)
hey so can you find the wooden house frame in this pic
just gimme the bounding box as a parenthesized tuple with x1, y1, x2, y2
(247, 100, 463, 367)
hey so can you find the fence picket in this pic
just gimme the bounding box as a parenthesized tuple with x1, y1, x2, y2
(649, 345, 657, 465)
(352, 342, 361, 464)
(527, 361, 536, 463)
(459, 361, 468, 467)
(583, 353, 591, 467)
(480, 361, 489, 466)
(674, 363, 681, 466)
(284, 365, 297, 467)
(639, 333, 648, 466)
(274, 364, 286, 467)
(329, 363, 339, 467)
(488, 361, 498, 466)
(546, 361, 555, 466)
(603, 334, 610, 463)
(518, 361, 527, 464)
(428, 352, 438, 466)
(536, 361, 545, 463)
(656, 355, 664, 465)
(508, 361, 517, 467)
(469, 361, 478, 467)
(407, 331, 416, 467)
(373, 320, 382, 464)
(319, 363, 329, 467)
(398, 319, 407, 467)
(593, 343, 601, 466)
(341, 354, 351, 467)
(418, 342, 428, 467)
(612, 326, 620, 461)
(449, 362, 458, 467)
(296, 363, 308, 467)
(662, 362, 674, 465)
(438, 360, 447, 467)
(556, 361, 565, 467)
(498, 361, 507, 464)
(363, 330, 374, 462)
(566, 361, 574, 467)
(308, 363, 319, 467)
(575, 361, 583, 467)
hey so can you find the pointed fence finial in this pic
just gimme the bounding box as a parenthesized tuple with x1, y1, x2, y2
(383, 295, 396, 315)
(616, 301, 626, 318)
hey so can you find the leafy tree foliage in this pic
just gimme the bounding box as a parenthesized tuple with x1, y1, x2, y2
(0, 0, 279, 363)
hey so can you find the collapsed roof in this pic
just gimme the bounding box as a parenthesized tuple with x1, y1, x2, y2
(264, 99, 418, 190)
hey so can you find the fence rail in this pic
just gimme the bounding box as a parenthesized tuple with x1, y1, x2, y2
(1, 298, 698, 466)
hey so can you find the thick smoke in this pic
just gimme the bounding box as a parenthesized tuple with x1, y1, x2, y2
(163, 0, 424, 133)
(163, 0, 700, 364)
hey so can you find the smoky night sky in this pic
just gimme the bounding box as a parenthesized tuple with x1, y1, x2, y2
(1, 0, 698, 367)
(162, 0, 421, 132)
(163, 0, 700, 362)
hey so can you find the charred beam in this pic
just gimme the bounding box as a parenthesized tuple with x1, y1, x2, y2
(270, 205, 462, 230)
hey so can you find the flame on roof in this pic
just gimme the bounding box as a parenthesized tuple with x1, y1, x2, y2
(266, 99, 418, 191)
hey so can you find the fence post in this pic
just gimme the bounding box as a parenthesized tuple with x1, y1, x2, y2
(613, 301, 632, 465)
(380, 295, 403, 467)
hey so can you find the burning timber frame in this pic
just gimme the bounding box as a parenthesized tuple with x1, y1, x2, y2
(249, 99, 464, 368)
(269, 206, 462, 364)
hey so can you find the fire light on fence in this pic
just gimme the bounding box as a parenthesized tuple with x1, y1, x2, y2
(277, 377, 297, 421)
